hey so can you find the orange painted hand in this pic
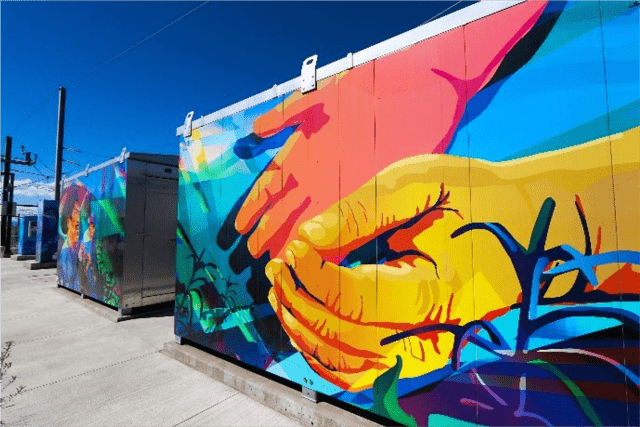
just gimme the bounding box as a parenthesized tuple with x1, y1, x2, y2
(264, 130, 639, 391)
(235, 1, 548, 260)
(265, 154, 487, 391)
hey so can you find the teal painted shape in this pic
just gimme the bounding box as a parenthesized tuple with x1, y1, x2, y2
(529, 1, 635, 64)
(503, 101, 639, 161)
(461, 301, 640, 364)
(447, 1, 638, 161)
(266, 353, 344, 396)
(428, 414, 488, 427)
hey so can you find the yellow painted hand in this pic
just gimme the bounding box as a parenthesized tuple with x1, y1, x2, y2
(266, 130, 638, 391)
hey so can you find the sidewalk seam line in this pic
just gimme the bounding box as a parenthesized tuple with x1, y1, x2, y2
(8, 326, 104, 344)
(2, 310, 78, 322)
(24, 351, 160, 393)
(171, 392, 240, 427)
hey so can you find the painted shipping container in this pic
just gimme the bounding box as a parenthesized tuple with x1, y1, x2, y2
(36, 200, 58, 263)
(58, 152, 179, 312)
(17, 215, 37, 255)
(175, 1, 639, 425)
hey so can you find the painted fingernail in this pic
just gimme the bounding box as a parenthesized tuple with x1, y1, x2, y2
(285, 249, 296, 268)
(267, 290, 280, 313)
(265, 265, 275, 283)
(247, 233, 259, 257)
(301, 221, 325, 242)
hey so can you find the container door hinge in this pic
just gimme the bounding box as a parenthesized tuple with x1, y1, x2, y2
(183, 111, 194, 138)
(301, 55, 318, 94)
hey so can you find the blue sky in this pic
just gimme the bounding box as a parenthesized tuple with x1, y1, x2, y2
(1, 1, 469, 211)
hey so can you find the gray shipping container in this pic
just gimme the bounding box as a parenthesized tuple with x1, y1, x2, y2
(58, 152, 178, 313)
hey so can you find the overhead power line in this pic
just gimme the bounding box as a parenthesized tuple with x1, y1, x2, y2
(8, 2, 209, 145)
(8, 88, 58, 135)
(11, 168, 52, 179)
(66, 1, 210, 86)
(65, 146, 111, 159)
(38, 159, 56, 173)
(421, 1, 463, 26)
(11, 176, 53, 189)
(63, 159, 82, 167)
(33, 164, 51, 177)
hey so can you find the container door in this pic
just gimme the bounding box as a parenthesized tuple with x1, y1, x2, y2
(142, 175, 178, 298)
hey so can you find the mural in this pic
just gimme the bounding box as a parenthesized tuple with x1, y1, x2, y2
(176, 1, 639, 425)
(17, 215, 37, 255)
(36, 200, 58, 263)
(57, 163, 126, 307)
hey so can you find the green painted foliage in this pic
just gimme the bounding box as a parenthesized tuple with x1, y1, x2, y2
(371, 356, 417, 427)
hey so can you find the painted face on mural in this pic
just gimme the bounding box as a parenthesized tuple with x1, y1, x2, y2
(58, 165, 125, 308)
(88, 218, 95, 240)
(66, 201, 81, 248)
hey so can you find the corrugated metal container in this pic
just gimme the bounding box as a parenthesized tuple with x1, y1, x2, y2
(57, 152, 178, 312)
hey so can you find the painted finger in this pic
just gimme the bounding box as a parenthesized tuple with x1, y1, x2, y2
(253, 77, 336, 139)
(283, 239, 449, 326)
(235, 169, 284, 235)
(269, 282, 386, 375)
(267, 258, 385, 358)
(278, 286, 452, 393)
(301, 352, 386, 392)
(247, 189, 310, 259)
(298, 154, 470, 255)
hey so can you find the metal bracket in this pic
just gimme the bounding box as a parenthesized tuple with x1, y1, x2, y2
(84, 164, 90, 177)
(346, 52, 354, 69)
(118, 307, 132, 316)
(175, 335, 183, 345)
(118, 147, 127, 164)
(301, 386, 318, 403)
(183, 111, 194, 138)
(301, 55, 318, 94)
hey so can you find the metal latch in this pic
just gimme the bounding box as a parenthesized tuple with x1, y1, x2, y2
(183, 111, 194, 138)
(346, 52, 354, 69)
(301, 55, 318, 94)
(118, 147, 127, 164)
(301, 386, 318, 402)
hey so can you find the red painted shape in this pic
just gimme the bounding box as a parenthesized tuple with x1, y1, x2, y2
(238, 1, 549, 260)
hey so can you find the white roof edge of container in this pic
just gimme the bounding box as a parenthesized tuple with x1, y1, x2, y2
(60, 149, 178, 185)
(61, 148, 128, 185)
(176, 0, 526, 137)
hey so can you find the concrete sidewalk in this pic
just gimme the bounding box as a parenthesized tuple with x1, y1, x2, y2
(1, 258, 303, 427)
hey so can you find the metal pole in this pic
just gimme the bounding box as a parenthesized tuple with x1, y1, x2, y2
(54, 87, 66, 201)
(7, 173, 15, 256)
(2, 136, 13, 256)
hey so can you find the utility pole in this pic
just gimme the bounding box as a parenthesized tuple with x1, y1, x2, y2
(1, 136, 39, 257)
(54, 86, 66, 201)
(1, 136, 13, 256)
(6, 173, 15, 257)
